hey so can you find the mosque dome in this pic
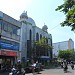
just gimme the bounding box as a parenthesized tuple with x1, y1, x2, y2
(42, 24, 48, 32)
(42, 25, 48, 29)
(20, 11, 36, 26)
(27, 17, 36, 26)
(20, 11, 28, 19)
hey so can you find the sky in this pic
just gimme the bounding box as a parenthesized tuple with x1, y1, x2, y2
(0, 0, 74, 44)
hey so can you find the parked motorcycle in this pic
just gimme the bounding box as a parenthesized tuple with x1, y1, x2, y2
(9, 67, 17, 75)
(9, 67, 25, 75)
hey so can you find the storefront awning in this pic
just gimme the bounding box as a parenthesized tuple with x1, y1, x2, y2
(0, 50, 17, 56)
(39, 56, 51, 60)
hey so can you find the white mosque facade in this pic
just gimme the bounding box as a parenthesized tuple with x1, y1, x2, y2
(19, 11, 52, 61)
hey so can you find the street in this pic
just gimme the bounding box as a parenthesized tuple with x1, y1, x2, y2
(0, 66, 75, 75)
(26, 66, 75, 75)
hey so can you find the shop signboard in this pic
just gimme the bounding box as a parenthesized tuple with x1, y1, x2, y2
(0, 42, 19, 50)
(1, 50, 17, 56)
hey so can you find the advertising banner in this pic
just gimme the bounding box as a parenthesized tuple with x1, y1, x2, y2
(0, 42, 19, 50)
(0, 50, 17, 56)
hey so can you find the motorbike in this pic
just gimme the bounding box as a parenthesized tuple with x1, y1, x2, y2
(9, 68, 25, 75)
(17, 71, 25, 75)
(63, 65, 68, 73)
(9, 67, 17, 75)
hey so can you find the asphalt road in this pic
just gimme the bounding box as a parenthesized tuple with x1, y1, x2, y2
(0, 66, 75, 75)
(26, 66, 75, 75)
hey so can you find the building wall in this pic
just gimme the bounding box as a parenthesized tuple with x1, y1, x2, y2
(0, 11, 21, 65)
(53, 38, 74, 58)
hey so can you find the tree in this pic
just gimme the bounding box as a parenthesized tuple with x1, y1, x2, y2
(55, 0, 75, 31)
(70, 51, 75, 61)
(32, 37, 52, 60)
(58, 49, 73, 60)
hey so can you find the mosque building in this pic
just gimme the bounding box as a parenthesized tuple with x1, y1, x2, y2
(19, 11, 52, 62)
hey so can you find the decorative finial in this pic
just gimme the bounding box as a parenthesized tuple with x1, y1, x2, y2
(26, 11, 27, 14)
(23, 10, 25, 13)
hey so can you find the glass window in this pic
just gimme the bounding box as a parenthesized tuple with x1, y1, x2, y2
(13, 25, 18, 35)
(8, 24, 13, 33)
(3, 21, 8, 31)
(0, 20, 2, 28)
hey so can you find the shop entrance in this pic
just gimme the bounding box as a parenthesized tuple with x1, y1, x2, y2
(0, 56, 16, 70)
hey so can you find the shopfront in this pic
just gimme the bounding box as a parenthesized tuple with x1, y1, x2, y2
(0, 50, 17, 69)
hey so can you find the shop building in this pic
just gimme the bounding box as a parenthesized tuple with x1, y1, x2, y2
(0, 11, 21, 69)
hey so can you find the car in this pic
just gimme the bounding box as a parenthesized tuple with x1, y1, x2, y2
(25, 63, 44, 73)
(29, 63, 40, 72)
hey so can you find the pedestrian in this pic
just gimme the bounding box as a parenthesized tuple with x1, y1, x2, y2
(71, 61, 74, 70)
(17, 60, 25, 75)
(61, 62, 63, 68)
(63, 60, 68, 73)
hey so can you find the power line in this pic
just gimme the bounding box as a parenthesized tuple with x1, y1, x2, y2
(49, 24, 60, 31)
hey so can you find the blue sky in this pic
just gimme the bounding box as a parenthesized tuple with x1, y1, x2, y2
(0, 0, 74, 44)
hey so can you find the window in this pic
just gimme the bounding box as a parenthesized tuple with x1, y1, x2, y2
(36, 33, 39, 41)
(40, 34, 42, 40)
(3, 21, 8, 31)
(0, 20, 2, 28)
(8, 24, 13, 33)
(29, 29, 32, 41)
(13, 25, 18, 35)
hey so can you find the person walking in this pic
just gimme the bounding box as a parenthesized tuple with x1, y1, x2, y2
(71, 61, 74, 70)
(17, 60, 25, 75)
(63, 60, 68, 73)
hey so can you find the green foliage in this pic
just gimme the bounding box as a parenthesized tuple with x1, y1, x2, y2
(55, 0, 75, 31)
(34, 37, 52, 57)
(58, 49, 73, 60)
(70, 51, 75, 61)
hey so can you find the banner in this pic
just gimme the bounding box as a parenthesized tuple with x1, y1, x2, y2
(0, 42, 19, 50)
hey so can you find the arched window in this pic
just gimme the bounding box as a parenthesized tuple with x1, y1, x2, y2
(29, 29, 32, 41)
(36, 32, 39, 41)
(46, 38, 48, 44)
(40, 34, 42, 40)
